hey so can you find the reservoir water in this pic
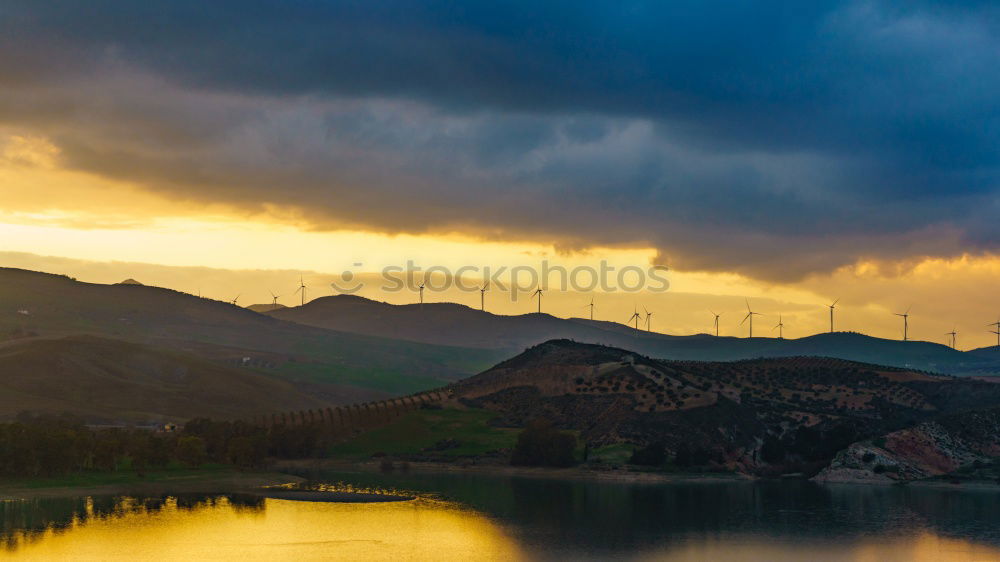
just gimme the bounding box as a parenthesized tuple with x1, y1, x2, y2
(2, 471, 999, 561)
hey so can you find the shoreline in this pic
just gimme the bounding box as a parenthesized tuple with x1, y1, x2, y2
(279, 459, 1000, 491)
(0, 469, 305, 500)
(274, 458, 754, 484)
(4, 462, 996, 500)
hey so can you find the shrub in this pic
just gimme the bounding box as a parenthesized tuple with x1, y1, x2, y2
(761, 437, 786, 464)
(630, 442, 667, 466)
(510, 419, 577, 468)
(175, 436, 208, 468)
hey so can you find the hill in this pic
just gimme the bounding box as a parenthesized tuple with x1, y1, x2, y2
(246, 303, 287, 313)
(268, 295, 1000, 376)
(0, 335, 328, 423)
(816, 406, 1000, 483)
(0, 268, 506, 399)
(445, 340, 1000, 475)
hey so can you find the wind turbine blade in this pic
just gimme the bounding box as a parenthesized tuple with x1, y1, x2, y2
(831, 298, 840, 307)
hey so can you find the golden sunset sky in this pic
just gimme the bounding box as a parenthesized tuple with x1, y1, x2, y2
(2, 133, 997, 347)
(2, 3, 998, 349)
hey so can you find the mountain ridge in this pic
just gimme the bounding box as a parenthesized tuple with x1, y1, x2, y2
(268, 294, 1000, 376)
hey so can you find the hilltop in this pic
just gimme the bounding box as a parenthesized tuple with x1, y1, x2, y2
(0, 268, 506, 400)
(268, 294, 1000, 376)
(445, 339, 1000, 475)
(246, 303, 288, 313)
(0, 335, 327, 423)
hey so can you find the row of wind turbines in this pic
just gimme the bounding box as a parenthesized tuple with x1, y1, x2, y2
(228, 277, 1000, 349)
(538, 291, 998, 348)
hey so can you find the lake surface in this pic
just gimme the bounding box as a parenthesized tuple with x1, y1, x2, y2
(3, 471, 1000, 561)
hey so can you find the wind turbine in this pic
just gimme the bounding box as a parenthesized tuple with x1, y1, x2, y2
(988, 318, 1000, 348)
(584, 297, 595, 321)
(230, 294, 241, 306)
(269, 290, 281, 307)
(531, 288, 543, 313)
(945, 328, 957, 349)
(773, 315, 785, 339)
(480, 283, 488, 311)
(828, 298, 839, 333)
(294, 276, 307, 306)
(627, 309, 642, 334)
(644, 307, 653, 332)
(894, 306, 911, 341)
(418, 283, 426, 307)
(741, 298, 760, 338)
(710, 311, 721, 337)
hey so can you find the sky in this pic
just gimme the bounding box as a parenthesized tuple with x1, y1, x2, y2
(1, 1, 998, 348)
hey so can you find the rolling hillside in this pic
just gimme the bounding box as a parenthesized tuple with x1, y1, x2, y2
(0, 268, 506, 398)
(446, 339, 1000, 475)
(0, 335, 328, 423)
(268, 295, 1000, 376)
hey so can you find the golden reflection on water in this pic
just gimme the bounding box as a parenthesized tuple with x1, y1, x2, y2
(2, 497, 524, 561)
(636, 533, 1000, 562)
(4, 495, 1000, 562)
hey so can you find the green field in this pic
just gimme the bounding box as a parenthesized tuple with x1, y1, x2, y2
(589, 443, 634, 465)
(329, 408, 520, 460)
(0, 463, 236, 490)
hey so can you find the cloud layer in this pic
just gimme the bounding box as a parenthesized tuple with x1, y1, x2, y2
(2, 1, 997, 279)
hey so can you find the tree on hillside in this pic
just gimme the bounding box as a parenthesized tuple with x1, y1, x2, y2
(630, 442, 667, 466)
(511, 419, 577, 468)
(175, 436, 208, 468)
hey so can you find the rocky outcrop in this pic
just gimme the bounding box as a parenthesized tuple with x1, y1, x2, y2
(815, 407, 1000, 483)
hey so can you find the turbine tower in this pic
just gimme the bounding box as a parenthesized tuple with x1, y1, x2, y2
(828, 298, 839, 333)
(627, 309, 642, 334)
(894, 306, 911, 341)
(710, 311, 721, 337)
(294, 276, 307, 306)
(480, 283, 488, 311)
(773, 315, 785, 339)
(740, 298, 761, 338)
(532, 288, 543, 314)
(945, 328, 957, 349)
(988, 318, 1000, 348)
(644, 307, 653, 332)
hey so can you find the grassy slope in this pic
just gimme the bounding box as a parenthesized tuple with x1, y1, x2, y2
(0, 268, 504, 397)
(329, 408, 519, 460)
(0, 464, 234, 490)
(0, 335, 329, 422)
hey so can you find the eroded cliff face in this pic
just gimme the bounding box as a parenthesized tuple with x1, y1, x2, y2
(815, 408, 1000, 483)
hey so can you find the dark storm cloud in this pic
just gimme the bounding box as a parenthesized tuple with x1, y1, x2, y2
(0, 1, 997, 279)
